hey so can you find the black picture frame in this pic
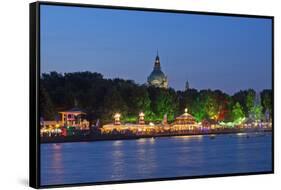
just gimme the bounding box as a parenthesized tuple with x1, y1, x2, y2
(29, 1, 274, 189)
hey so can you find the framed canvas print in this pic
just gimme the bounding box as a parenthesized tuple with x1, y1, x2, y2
(29, 1, 274, 188)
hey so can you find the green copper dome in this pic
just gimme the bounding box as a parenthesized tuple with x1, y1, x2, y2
(148, 69, 166, 82)
(147, 53, 168, 88)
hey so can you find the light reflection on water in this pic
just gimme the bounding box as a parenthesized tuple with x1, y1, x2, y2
(111, 149, 125, 179)
(46, 144, 64, 183)
(113, 140, 123, 147)
(172, 135, 203, 141)
(41, 133, 272, 186)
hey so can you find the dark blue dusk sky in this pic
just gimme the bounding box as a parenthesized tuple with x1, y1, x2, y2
(40, 5, 272, 95)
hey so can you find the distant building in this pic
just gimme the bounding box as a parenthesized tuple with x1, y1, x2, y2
(40, 107, 90, 137)
(59, 107, 89, 129)
(185, 80, 189, 91)
(147, 52, 168, 88)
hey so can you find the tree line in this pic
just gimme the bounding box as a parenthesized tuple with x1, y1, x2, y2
(40, 71, 272, 125)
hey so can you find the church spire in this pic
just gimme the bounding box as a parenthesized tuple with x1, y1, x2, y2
(156, 49, 159, 60)
(154, 50, 160, 69)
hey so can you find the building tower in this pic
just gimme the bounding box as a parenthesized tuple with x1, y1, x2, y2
(185, 80, 189, 91)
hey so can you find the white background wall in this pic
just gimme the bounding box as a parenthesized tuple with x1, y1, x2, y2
(0, 0, 279, 189)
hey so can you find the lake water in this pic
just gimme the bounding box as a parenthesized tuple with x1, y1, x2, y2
(41, 132, 272, 186)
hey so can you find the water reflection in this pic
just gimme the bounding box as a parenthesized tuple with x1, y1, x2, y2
(236, 133, 247, 137)
(136, 138, 157, 176)
(149, 138, 155, 144)
(137, 138, 148, 145)
(41, 133, 272, 185)
(111, 140, 125, 179)
(111, 150, 125, 179)
(113, 140, 123, 147)
(49, 144, 64, 183)
(173, 135, 203, 142)
(52, 143, 61, 150)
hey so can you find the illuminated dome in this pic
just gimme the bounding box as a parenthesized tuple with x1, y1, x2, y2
(147, 53, 168, 88)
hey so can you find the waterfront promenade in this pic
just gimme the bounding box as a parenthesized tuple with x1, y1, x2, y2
(41, 127, 272, 143)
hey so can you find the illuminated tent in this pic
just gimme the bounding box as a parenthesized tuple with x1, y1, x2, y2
(173, 108, 197, 125)
(172, 109, 198, 130)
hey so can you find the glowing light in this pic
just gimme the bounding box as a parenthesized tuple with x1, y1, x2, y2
(114, 113, 121, 125)
(139, 112, 145, 124)
(114, 113, 121, 119)
(139, 112, 145, 117)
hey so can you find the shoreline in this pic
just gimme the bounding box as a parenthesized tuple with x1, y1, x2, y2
(41, 128, 272, 144)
